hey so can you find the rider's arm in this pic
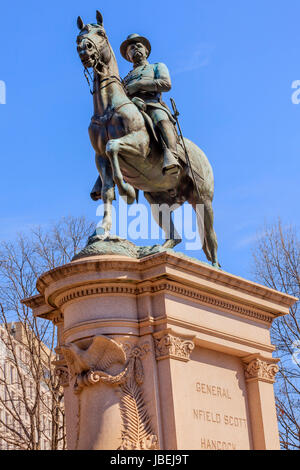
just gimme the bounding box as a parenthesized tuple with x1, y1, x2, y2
(134, 63, 171, 93)
(153, 62, 172, 92)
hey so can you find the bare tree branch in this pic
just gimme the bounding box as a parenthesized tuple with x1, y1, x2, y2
(252, 219, 300, 450)
(0, 215, 94, 450)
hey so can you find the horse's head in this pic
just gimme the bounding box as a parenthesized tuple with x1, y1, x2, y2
(76, 11, 109, 70)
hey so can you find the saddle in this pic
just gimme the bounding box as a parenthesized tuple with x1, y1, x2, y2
(131, 97, 159, 143)
(132, 96, 204, 181)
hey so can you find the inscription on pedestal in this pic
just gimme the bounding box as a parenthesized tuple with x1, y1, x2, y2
(193, 409, 247, 428)
(199, 438, 236, 450)
(176, 348, 252, 450)
(195, 382, 232, 399)
(193, 381, 248, 434)
(190, 381, 245, 449)
(189, 376, 250, 449)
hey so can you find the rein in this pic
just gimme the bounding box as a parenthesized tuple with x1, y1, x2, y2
(82, 35, 125, 95)
(83, 69, 124, 95)
(81, 32, 134, 132)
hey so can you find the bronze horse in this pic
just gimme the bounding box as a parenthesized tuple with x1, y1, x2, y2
(76, 11, 219, 267)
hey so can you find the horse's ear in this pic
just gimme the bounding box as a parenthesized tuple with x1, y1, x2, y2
(77, 16, 84, 30)
(96, 10, 103, 26)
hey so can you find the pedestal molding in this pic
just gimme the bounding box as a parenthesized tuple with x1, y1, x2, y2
(165, 317, 276, 354)
(33, 252, 297, 311)
(61, 314, 275, 355)
(46, 280, 275, 326)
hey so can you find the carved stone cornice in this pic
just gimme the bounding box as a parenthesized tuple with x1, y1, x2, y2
(243, 355, 279, 383)
(53, 281, 274, 325)
(154, 330, 195, 362)
(23, 251, 297, 326)
(32, 252, 296, 310)
(52, 311, 64, 325)
(57, 284, 137, 308)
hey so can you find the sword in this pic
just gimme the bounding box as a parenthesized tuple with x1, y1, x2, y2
(170, 98, 205, 247)
(170, 98, 204, 193)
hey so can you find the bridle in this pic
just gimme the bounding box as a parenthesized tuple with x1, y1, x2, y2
(79, 32, 125, 95)
(79, 30, 133, 131)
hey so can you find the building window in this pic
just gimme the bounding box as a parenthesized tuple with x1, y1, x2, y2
(10, 365, 14, 384)
(4, 362, 8, 380)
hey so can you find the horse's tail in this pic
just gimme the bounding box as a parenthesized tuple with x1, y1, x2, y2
(90, 176, 102, 201)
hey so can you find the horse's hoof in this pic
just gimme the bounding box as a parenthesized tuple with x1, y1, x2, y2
(87, 227, 110, 244)
(212, 261, 221, 269)
(90, 191, 101, 201)
(96, 226, 110, 237)
(162, 238, 182, 249)
(120, 194, 135, 205)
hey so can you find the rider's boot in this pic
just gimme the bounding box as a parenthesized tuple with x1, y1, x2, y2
(157, 120, 181, 176)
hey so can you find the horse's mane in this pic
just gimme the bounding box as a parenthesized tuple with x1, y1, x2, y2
(106, 39, 119, 76)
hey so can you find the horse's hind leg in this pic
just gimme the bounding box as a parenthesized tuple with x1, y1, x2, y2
(201, 199, 219, 267)
(193, 199, 219, 266)
(144, 192, 182, 249)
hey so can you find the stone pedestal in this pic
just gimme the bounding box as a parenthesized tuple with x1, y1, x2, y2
(23, 250, 297, 450)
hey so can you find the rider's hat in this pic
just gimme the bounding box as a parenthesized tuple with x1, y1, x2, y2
(120, 33, 151, 61)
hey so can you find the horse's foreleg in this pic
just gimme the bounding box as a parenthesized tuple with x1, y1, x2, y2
(105, 139, 136, 205)
(95, 154, 115, 236)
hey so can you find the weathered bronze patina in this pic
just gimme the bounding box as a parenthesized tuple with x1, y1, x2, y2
(121, 33, 180, 175)
(76, 11, 219, 266)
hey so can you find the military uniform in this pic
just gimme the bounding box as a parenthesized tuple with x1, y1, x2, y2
(120, 33, 180, 176)
(123, 62, 175, 126)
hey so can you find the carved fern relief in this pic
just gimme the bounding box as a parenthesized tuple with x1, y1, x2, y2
(119, 377, 157, 450)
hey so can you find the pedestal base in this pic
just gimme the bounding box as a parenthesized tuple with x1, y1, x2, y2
(23, 248, 296, 450)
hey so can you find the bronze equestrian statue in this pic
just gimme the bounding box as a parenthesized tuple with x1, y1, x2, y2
(76, 11, 220, 267)
(121, 33, 180, 177)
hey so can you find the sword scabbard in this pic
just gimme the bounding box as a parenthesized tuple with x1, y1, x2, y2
(170, 97, 204, 184)
(170, 97, 179, 118)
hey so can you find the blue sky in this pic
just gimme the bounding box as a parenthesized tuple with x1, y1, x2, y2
(0, 0, 299, 279)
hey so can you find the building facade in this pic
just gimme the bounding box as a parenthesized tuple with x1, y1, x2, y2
(0, 322, 64, 450)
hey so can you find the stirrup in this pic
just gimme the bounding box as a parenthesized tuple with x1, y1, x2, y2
(163, 164, 180, 176)
(162, 148, 180, 175)
(168, 188, 177, 198)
